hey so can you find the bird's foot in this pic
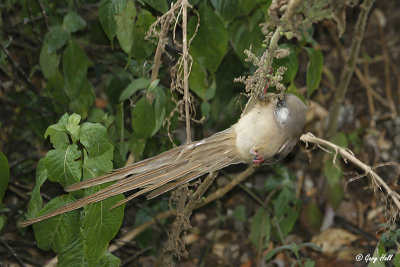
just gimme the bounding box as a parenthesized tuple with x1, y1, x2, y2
(250, 149, 265, 165)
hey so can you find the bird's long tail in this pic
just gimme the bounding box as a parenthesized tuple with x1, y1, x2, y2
(20, 128, 240, 226)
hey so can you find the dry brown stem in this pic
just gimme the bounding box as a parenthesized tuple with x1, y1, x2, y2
(301, 132, 400, 216)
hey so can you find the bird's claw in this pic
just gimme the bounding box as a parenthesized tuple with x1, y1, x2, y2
(250, 149, 265, 165)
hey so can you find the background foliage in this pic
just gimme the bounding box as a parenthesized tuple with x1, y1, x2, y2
(1, 0, 399, 266)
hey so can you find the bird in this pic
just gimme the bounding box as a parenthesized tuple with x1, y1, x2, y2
(20, 93, 307, 227)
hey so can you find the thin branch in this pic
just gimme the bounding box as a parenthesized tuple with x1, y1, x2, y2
(300, 132, 400, 213)
(182, 0, 191, 143)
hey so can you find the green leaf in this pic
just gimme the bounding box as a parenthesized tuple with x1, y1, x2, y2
(47, 25, 71, 53)
(323, 156, 342, 186)
(201, 101, 211, 116)
(44, 113, 70, 149)
(57, 234, 85, 267)
(44, 144, 82, 187)
(331, 131, 348, 147)
(305, 47, 323, 98)
(131, 97, 156, 138)
(0, 152, 10, 204)
(69, 78, 96, 119)
(233, 205, 246, 222)
(99, 0, 117, 41)
(129, 132, 146, 160)
(228, 13, 264, 62)
(327, 182, 343, 209)
(40, 42, 60, 79)
(210, 0, 238, 23)
(80, 123, 113, 157)
(63, 12, 87, 32)
(151, 87, 166, 135)
(237, 0, 257, 16)
(119, 77, 150, 101)
(131, 9, 156, 60)
(66, 113, 81, 144)
(115, 0, 136, 54)
(147, 79, 160, 92)
(189, 59, 208, 100)
(188, 4, 228, 73)
(143, 0, 168, 13)
(113, 0, 127, 14)
(249, 208, 271, 251)
(63, 40, 89, 97)
(32, 194, 80, 253)
(82, 186, 125, 267)
(272, 44, 299, 83)
(304, 201, 322, 230)
(26, 159, 48, 218)
(98, 251, 121, 267)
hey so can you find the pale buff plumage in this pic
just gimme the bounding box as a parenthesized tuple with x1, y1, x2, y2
(20, 94, 307, 227)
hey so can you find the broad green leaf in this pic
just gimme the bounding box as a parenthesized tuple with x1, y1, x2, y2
(143, 0, 168, 13)
(57, 234, 85, 267)
(115, 0, 136, 54)
(151, 87, 166, 135)
(237, 0, 257, 16)
(327, 182, 343, 209)
(249, 207, 271, 250)
(210, 0, 238, 23)
(40, 42, 60, 79)
(305, 47, 323, 98)
(147, 79, 160, 92)
(324, 156, 342, 185)
(113, 0, 127, 14)
(131, 97, 156, 138)
(188, 4, 228, 73)
(69, 78, 96, 119)
(47, 25, 71, 53)
(304, 201, 322, 230)
(189, 59, 208, 100)
(44, 113, 70, 149)
(119, 77, 150, 101)
(82, 186, 125, 267)
(273, 187, 300, 236)
(368, 243, 386, 267)
(80, 123, 113, 157)
(228, 13, 264, 62)
(26, 159, 48, 218)
(44, 144, 82, 187)
(331, 131, 348, 147)
(99, 0, 117, 41)
(98, 251, 121, 267)
(201, 101, 211, 116)
(66, 113, 81, 144)
(272, 44, 299, 83)
(63, 12, 87, 32)
(129, 132, 146, 161)
(0, 152, 10, 203)
(63, 40, 89, 97)
(233, 205, 246, 222)
(46, 72, 69, 111)
(32, 195, 80, 253)
(131, 9, 156, 60)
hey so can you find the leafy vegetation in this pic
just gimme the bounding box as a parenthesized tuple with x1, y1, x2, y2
(1, 0, 398, 266)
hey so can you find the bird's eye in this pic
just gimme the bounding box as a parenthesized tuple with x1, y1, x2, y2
(277, 98, 286, 108)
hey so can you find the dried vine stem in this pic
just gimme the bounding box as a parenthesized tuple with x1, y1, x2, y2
(182, 0, 191, 143)
(300, 132, 400, 214)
